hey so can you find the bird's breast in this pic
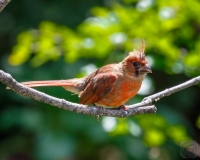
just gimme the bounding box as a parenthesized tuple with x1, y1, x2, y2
(95, 77, 142, 107)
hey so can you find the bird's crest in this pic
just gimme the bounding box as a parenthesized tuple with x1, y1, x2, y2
(129, 39, 146, 60)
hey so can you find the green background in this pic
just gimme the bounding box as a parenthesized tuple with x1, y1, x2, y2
(0, 0, 200, 159)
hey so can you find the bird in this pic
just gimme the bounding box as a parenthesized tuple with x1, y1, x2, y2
(22, 41, 152, 110)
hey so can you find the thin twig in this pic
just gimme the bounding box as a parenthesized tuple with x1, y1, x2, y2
(143, 76, 200, 102)
(119, 76, 200, 110)
(0, 0, 11, 12)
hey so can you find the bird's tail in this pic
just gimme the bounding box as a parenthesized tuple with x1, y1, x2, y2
(21, 78, 85, 94)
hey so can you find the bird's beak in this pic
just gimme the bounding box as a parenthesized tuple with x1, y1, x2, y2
(139, 64, 152, 74)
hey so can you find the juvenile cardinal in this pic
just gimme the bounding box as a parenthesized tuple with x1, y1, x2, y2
(22, 42, 152, 110)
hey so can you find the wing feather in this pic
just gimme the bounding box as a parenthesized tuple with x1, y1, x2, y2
(80, 73, 117, 105)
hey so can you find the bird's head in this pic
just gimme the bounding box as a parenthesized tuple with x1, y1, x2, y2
(120, 40, 152, 78)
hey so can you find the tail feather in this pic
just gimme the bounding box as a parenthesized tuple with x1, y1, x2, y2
(21, 78, 85, 95)
(22, 80, 72, 87)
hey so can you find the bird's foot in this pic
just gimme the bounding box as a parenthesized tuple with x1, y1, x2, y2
(119, 105, 128, 110)
(119, 105, 129, 118)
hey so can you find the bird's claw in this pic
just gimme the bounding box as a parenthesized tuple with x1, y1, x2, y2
(119, 105, 128, 110)
(119, 105, 129, 118)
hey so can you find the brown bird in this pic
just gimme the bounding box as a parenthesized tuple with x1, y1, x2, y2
(22, 41, 152, 110)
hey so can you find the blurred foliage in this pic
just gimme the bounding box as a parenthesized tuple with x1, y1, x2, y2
(8, 0, 200, 77)
(0, 0, 200, 160)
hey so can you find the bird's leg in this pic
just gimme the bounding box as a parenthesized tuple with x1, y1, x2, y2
(119, 105, 128, 110)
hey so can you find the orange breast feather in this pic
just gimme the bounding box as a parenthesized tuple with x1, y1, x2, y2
(95, 79, 142, 107)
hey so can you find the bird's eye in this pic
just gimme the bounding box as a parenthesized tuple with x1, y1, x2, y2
(133, 62, 139, 67)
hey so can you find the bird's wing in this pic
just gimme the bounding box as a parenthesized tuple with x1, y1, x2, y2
(79, 73, 117, 105)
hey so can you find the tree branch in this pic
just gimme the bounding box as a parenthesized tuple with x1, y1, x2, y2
(0, 70, 199, 118)
(0, 0, 11, 12)
(0, 70, 155, 118)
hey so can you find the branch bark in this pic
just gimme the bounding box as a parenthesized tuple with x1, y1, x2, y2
(0, 70, 199, 118)
(0, 0, 11, 12)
